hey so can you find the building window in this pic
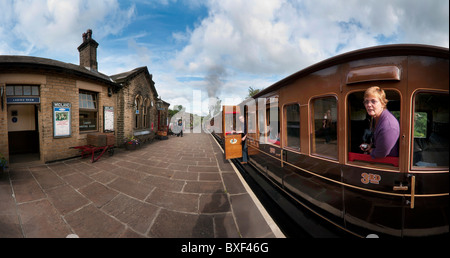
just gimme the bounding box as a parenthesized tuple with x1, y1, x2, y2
(135, 95, 140, 129)
(311, 96, 337, 159)
(79, 90, 98, 132)
(285, 104, 300, 150)
(143, 98, 150, 129)
(6, 85, 40, 96)
(412, 91, 449, 169)
(135, 95, 146, 129)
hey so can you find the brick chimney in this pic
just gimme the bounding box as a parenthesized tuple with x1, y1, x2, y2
(77, 29, 99, 71)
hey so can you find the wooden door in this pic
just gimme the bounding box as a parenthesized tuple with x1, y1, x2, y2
(225, 134, 242, 159)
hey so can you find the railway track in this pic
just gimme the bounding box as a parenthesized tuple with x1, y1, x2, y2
(211, 132, 351, 238)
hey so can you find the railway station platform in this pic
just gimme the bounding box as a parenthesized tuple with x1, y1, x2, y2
(0, 131, 284, 238)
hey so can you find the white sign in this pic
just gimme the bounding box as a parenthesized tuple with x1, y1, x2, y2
(104, 106, 114, 132)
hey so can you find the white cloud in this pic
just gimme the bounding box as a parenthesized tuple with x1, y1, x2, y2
(171, 0, 448, 76)
(1, 0, 447, 114)
(0, 0, 135, 57)
(162, 0, 448, 111)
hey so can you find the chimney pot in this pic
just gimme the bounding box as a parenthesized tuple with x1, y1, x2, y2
(87, 29, 92, 40)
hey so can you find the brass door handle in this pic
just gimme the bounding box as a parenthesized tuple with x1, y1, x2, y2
(410, 176, 416, 209)
(404, 176, 416, 209)
(393, 176, 415, 209)
(393, 183, 408, 191)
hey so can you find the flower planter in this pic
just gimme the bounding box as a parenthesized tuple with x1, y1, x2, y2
(125, 143, 137, 150)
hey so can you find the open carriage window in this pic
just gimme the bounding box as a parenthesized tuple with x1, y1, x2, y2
(259, 98, 280, 145)
(246, 104, 257, 134)
(223, 106, 238, 135)
(266, 104, 280, 145)
(311, 96, 337, 159)
(412, 92, 449, 170)
(347, 90, 400, 167)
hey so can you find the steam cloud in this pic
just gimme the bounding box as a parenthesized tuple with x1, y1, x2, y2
(205, 65, 227, 99)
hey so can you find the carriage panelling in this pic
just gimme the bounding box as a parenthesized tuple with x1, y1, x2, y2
(228, 45, 448, 237)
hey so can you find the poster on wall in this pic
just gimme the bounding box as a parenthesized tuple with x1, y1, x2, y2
(53, 102, 71, 138)
(104, 106, 114, 132)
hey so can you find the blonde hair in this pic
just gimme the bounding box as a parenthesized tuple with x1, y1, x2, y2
(364, 86, 388, 108)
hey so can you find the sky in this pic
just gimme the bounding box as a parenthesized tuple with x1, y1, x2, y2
(1, 0, 449, 116)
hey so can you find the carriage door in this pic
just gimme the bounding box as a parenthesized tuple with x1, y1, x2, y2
(345, 89, 405, 237)
(6, 85, 40, 160)
(223, 105, 243, 160)
(404, 91, 449, 237)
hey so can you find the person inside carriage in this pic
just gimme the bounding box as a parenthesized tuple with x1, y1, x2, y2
(360, 86, 400, 159)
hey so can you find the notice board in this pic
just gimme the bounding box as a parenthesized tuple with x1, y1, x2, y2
(53, 102, 71, 138)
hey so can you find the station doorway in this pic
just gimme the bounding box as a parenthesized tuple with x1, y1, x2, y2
(7, 104, 40, 163)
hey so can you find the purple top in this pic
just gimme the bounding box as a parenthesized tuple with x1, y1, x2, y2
(371, 109, 400, 159)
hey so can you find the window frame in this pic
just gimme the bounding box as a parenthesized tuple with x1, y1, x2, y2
(346, 89, 401, 170)
(6, 85, 40, 97)
(79, 90, 99, 133)
(309, 94, 338, 161)
(283, 103, 301, 151)
(134, 95, 144, 129)
(245, 102, 257, 135)
(265, 99, 280, 146)
(143, 98, 150, 129)
(410, 90, 449, 172)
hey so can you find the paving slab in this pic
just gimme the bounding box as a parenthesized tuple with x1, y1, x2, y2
(0, 132, 283, 238)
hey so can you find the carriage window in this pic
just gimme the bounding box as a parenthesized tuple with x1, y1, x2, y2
(347, 90, 400, 167)
(246, 107, 257, 134)
(266, 105, 280, 145)
(224, 113, 234, 134)
(311, 96, 337, 159)
(412, 92, 449, 169)
(285, 104, 300, 149)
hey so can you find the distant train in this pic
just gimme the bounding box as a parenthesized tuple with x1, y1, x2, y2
(210, 44, 449, 237)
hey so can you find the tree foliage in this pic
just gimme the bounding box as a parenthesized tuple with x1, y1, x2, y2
(247, 86, 261, 98)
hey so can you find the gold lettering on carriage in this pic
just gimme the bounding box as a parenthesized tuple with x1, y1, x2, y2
(361, 172, 381, 185)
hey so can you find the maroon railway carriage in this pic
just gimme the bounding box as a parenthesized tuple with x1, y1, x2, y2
(212, 44, 449, 237)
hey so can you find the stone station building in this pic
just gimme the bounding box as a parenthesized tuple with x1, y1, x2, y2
(0, 30, 169, 165)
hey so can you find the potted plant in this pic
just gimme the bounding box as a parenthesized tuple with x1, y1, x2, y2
(0, 152, 7, 173)
(124, 136, 140, 150)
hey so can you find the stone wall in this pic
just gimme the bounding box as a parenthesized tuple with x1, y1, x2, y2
(118, 71, 159, 145)
(0, 71, 117, 163)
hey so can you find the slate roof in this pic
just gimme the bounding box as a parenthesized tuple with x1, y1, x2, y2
(110, 66, 159, 98)
(0, 55, 119, 89)
(0, 55, 168, 104)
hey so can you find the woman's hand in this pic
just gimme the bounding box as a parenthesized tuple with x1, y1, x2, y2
(360, 143, 373, 154)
